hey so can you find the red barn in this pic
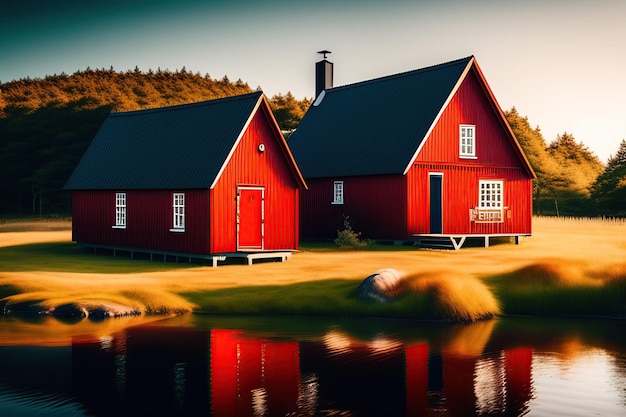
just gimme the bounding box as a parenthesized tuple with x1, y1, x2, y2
(288, 55, 535, 248)
(64, 92, 306, 265)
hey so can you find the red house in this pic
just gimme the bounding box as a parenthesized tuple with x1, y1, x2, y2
(64, 92, 307, 265)
(288, 55, 535, 248)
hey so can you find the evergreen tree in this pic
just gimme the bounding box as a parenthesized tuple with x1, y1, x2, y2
(505, 109, 604, 216)
(0, 88, 6, 114)
(591, 140, 626, 216)
(0, 67, 312, 215)
(505, 107, 558, 214)
(270, 92, 312, 131)
(546, 132, 604, 215)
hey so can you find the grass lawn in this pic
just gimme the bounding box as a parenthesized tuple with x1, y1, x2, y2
(1, 216, 625, 321)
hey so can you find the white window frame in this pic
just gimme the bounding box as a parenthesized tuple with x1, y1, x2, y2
(460, 124, 476, 158)
(476, 180, 504, 222)
(113, 192, 126, 229)
(332, 181, 344, 205)
(170, 193, 185, 232)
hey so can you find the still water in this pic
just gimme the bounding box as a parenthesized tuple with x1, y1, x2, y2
(0, 314, 624, 417)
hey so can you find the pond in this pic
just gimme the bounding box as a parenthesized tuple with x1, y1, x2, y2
(0, 314, 625, 416)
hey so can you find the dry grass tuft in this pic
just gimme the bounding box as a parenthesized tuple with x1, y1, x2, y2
(511, 262, 602, 287)
(2, 288, 196, 317)
(401, 271, 501, 321)
(589, 262, 626, 283)
(119, 289, 197, 315)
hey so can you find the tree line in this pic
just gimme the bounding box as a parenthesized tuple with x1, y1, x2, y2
(505, 108, 625, 217)
(0, 67, 311, 215)
(0, 68, 623, 217)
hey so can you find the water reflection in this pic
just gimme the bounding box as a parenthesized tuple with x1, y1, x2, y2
(0, 315, 625, 416)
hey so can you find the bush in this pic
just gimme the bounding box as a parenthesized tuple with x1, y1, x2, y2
(334, 216, 368, 249)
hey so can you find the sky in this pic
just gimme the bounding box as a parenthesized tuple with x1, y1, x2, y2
(2, 0, 625, 162)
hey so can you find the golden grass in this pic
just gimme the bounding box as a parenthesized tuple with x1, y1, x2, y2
(401, 271, 501, 321)
(507, 262, 603, 287)
(1, 216, 624, 320)
(0, 230, 72, 248)
(0, 217, 72, 233)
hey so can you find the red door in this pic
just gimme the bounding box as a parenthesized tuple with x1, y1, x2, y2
(238, 187, 264, 250)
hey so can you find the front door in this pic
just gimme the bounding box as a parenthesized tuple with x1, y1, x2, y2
(237, 187, 264, 250)
(429, 174, 443, 234)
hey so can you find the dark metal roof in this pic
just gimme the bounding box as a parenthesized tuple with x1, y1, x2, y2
(64, 92, 264, 190)
(288, 56, 474, 178)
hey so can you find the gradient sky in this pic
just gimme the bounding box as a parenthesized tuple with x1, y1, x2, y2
(2, 0, 624, 162)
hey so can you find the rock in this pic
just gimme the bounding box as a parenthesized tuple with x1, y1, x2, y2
(355, 268, 404, 302)
(87, 303, 142, 320)
(3, 301, 48, 316)
(51, 303, 88, 318)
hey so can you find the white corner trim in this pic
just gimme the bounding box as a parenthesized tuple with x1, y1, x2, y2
(210, 95, 263, 190)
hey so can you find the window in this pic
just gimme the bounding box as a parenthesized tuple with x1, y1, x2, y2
(479, 180, 503, 209)
(332, 181, 344, 204)
(171, 193, 185, 232)
(114, 192, 126, 228)
(476, 180, 503, 222)
(460, 125, 476, 158)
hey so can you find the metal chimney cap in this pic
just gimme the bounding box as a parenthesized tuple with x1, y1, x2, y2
(317, 50, 332, 59)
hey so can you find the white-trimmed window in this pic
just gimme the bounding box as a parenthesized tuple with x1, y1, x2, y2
(460, 124, 476, 158)
(171, 193, 185, 232)
(114, 192, 126, 228)
(476, 180, 503, 222)
(332, 181, 344, 204)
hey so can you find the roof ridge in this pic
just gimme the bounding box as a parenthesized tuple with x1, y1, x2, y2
(110, 91, 263, 117)
(329, 56, 474, 93)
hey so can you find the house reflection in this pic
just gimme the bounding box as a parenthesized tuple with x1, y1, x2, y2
(71, 323, 533, 416)
(73, 326, 210, 416)
(210, 329, 300, 416)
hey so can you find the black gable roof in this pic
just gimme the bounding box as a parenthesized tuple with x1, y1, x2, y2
(288, 57, 474, 178)
(64, 92, 263, 190)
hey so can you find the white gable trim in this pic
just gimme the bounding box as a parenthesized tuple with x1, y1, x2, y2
(402, 57, 475, 176)
(210, 95, 263, 189)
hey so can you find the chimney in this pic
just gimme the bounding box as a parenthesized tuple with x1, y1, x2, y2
(315, 50, 333, 98)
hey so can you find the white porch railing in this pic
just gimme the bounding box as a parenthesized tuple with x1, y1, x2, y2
(470, 208, 505, 223)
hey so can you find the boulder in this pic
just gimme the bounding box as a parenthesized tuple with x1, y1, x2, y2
(355, 268, 404, 302)
(2, 301, 48, 316)
(51, 303, 88, 318)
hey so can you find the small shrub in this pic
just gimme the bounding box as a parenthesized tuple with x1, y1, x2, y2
(334, 216, 367, 249)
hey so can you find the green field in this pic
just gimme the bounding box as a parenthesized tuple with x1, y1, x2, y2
(1, 216, 624, 321)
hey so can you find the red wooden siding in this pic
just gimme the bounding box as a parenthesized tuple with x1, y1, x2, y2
(407, 67, 533, 235)
(300, 175, 407, 240)
(210, 106, 300, 253)
(299, 65, 532, 241)
(416, 69, 522, 167)
(71, 189, 209, 253)
(72, 104, 301, 255)
(407, 164, 532, 235)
